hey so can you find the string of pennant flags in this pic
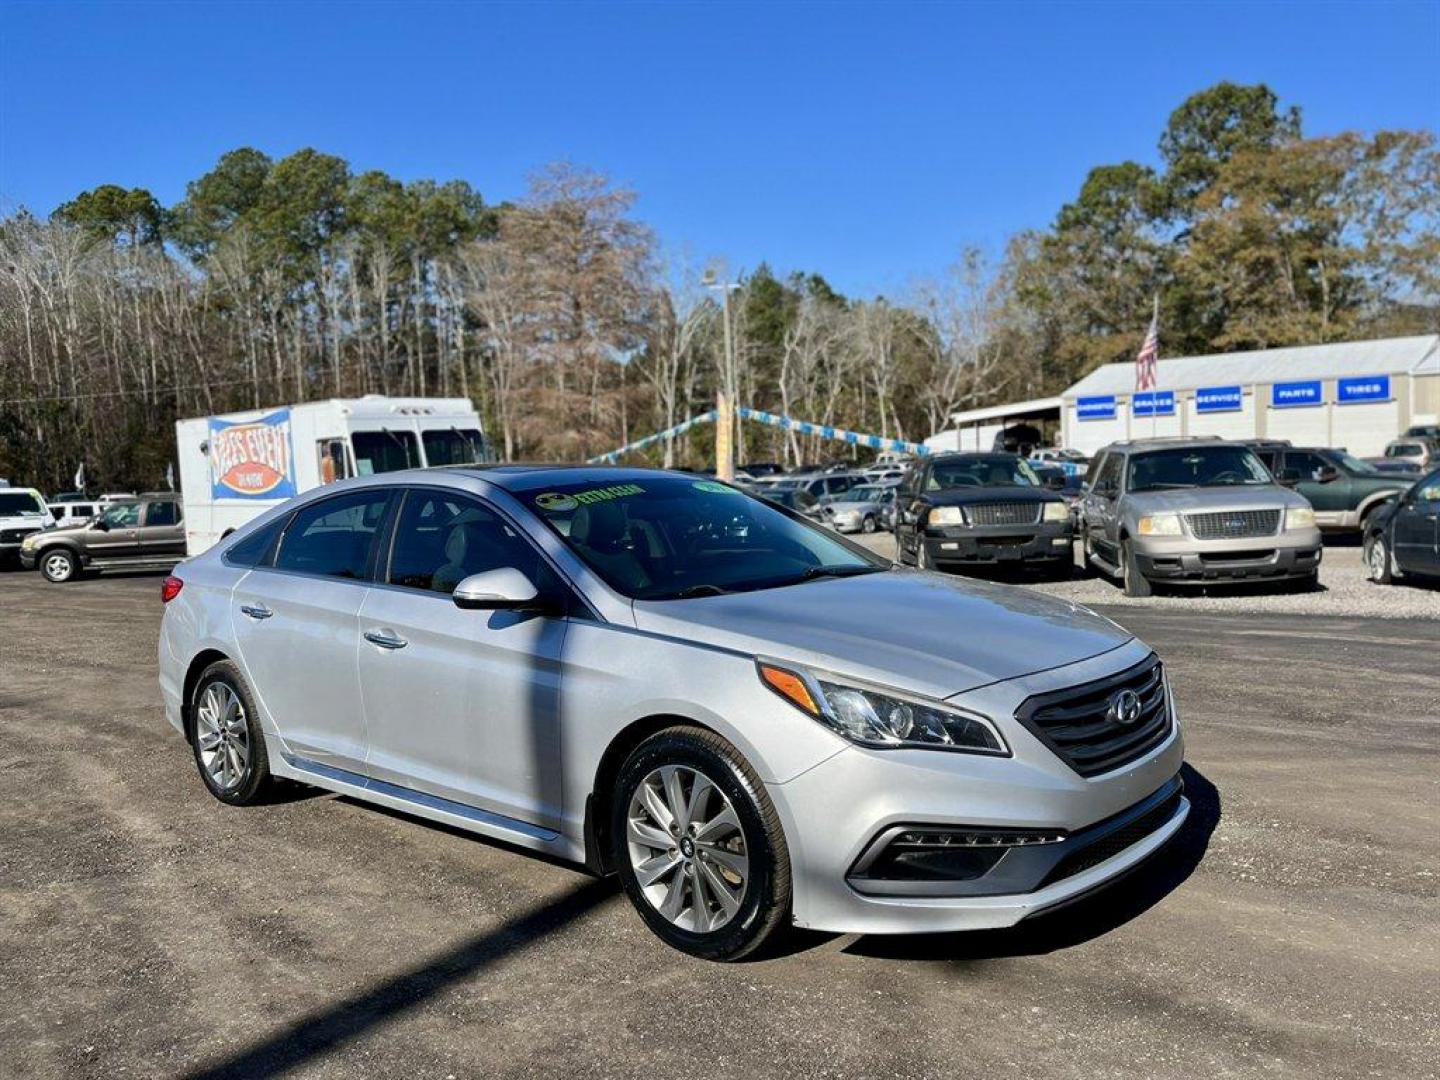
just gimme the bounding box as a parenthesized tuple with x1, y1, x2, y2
(587, 407, 933, 465)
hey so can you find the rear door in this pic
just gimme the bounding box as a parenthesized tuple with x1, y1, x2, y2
(138, 499, 186, 557)
(356, 487, 570, 829)
(231, 487, 394, 773)
(1285, 451, 1348, 521)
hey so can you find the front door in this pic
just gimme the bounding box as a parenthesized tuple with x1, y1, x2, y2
(1286, 451, 1349, 522)
(87, 502, 145, 557)
(231, 487, 394, 773)
(1392, 473, 1440, 575)
(356, 488, 569, 829)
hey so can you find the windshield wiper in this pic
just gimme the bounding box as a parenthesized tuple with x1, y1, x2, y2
(791, 565, 884, 584)
(667, 583, 730, 599)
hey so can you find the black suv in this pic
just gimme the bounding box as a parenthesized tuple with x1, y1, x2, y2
(1363, 468, 1440, 584)
(893, 453, 1072, 573)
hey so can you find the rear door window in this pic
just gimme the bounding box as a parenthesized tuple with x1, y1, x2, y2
(274, 490, 393, 580)
(144, 501, 180, 526)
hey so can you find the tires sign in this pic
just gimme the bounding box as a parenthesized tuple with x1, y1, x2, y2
(209, 410, 297, 500)
(1337, 375, 1390, 404)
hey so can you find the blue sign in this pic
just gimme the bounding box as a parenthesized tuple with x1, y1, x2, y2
(1077, 395, 1117, 421)
(1271, 381, 1323, 409)
(1337, 374, 1390, 405)
(208, 409, 297, 500)
(1195, 385, 1244, 413)
(1131, 390, 1176, 417)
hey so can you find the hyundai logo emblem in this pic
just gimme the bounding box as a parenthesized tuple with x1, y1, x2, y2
(1107, 689, 1142, 726)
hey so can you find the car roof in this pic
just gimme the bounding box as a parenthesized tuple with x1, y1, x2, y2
(1101, 437, 1247, 454)
(401, 464, 706, 493)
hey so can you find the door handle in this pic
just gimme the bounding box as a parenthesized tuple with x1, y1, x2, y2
(239, 603, 273, 620)
(364, 630, 408, 650)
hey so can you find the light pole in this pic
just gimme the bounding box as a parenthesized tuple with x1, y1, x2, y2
(703, 269, 741, 481)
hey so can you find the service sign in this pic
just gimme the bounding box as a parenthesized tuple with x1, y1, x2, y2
(209, 410, 297, 500)
(1337, 374, 1390, 405)
(1131, 390, 1175, 417)
(1195, 385, 1243, 413)
(1077, 395, 1117, 421)
(1271, 380, 1323, 408)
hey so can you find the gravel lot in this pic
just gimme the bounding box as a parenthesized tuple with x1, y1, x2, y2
(1, 568, 1437, 1079)
(853, 532, 1440, 620)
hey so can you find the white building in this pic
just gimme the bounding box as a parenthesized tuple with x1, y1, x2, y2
(1059, 334, 1440, 458)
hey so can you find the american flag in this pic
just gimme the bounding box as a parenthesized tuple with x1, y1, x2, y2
(1135, 302, 1159, 391)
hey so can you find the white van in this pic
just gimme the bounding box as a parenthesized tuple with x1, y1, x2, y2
(176, 396, 489, 555)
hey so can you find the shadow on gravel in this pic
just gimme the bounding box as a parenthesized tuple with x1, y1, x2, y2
(844, 763, 1220, 963)
(181, 878, 616, 1080)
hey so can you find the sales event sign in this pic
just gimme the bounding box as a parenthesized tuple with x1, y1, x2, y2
(1131, 390, 1175, 417)
(1195, 385, 1243, 413)
(1337, 375, 1390, 404)
(1077, 395, 1117, 420)
(209, 410, 297, 499)
(1271, 381, 1323, 408)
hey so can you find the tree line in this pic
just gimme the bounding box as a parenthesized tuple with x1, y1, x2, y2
(1, 82, 1435, 493)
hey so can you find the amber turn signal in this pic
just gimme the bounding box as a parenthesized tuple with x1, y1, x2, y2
(758, 663, 819, 715)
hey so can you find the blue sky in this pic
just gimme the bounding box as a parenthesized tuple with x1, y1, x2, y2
(1, 0, 1436, 297)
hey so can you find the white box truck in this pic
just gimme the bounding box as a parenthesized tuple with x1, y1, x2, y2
(176, 395, 488, 555)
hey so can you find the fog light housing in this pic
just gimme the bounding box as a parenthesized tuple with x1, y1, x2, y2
(852, 826, 1068, 882)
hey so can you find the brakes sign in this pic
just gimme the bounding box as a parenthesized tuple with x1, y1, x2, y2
(208, 410, 297, 500)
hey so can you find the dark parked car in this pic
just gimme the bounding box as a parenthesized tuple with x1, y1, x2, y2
(758, 486, 825, 521)
(19, 493, 185, 582)
(1247, 444, 1407, 533)
(893, 453, 1072, 573)
(1363, 468, 1440, 584)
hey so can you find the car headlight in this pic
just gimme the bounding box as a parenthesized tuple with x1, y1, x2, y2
(1137, 513, 1183, 536)
(1042, 501, 1069, 523)
(1286, 506, 1316, 530)
(927, 506, 964, 527)
(20, 534, 39, 551)
(758, 662, 1008, 755)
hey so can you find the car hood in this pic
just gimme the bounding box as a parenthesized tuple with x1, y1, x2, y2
(1125, 485, 1304, 512)
(825, 499, 880, 513)
(0, 513, 47, 528)
(925, 485, 1063, 508)
(631, 569, 1132, 700)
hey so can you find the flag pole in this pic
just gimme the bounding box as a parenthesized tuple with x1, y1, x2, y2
(1150, 293, 1159, 439)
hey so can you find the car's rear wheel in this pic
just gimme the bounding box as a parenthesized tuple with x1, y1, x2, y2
(40, 548, 79, 583)
(611, 726, 790, 961)
(1121, 539, 1153, 597)
(190, 660, 275, 806)
(1365, 533, 1395, 584)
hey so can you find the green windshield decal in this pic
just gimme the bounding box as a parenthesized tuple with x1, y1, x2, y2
(534, 483, 645, 513)
(691, 480, 741, 495)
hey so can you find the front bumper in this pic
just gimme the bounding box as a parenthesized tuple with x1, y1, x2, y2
(923, 520, 1073, 565)
(17, 549, 37, 568)
(768, 640, 1187, 934)
(1131, 527, 1322, 583)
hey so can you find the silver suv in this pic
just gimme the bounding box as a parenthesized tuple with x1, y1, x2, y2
(1081, 438, 1321, 596)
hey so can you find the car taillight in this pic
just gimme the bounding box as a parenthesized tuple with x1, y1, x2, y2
(161, 576, 184, 604)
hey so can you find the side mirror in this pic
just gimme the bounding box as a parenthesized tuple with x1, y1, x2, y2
(1277, 468, 1301, 487)
(92, 519, 110, 531)
(452, 567, 542, 611)
(1317, 466, 1340, 484)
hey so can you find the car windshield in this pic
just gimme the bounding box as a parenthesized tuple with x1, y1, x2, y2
(927, 457, 1039, 489)
(421, 428, 489, 466)
(527, 475, 883, 601)
(1327, 449, 1383, 475)
(0, 492, 45, 515)
(352, 429, 420, 475)
(1128, 446, 1272, 491)
(845, 485, 887, 502)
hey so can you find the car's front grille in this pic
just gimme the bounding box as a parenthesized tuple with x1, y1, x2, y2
(1016, 655, 1171, 778)
(966, 502, 1041, 527)
(1185, 509, 1281, 540)
(0, 527, 40, 544)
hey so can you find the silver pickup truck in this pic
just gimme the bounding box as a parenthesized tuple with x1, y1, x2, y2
(1081, 438, 1322, 596)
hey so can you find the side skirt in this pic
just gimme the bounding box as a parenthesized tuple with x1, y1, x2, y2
(273, 752, 581, 861)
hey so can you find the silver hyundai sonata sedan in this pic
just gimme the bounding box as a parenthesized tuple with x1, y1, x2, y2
(158, 466, 1188, 960)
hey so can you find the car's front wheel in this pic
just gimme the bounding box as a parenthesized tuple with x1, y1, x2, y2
(1121, 539, 1153, 597)
(190, 660, 275, 806)
(1365, 532, 1396, 584)
(861, 514, 877, 534)
(40, 548, 79, 583)
(611, 726, 790, 961)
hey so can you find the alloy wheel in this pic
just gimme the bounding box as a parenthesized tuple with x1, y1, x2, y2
(195, 682, 250, 791)
(626, 765, 749, 933)
(1367, 537, 1390, 582)
(42, 552, 73, 581)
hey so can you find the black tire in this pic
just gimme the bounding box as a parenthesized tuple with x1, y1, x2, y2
(1364, 532, 1395, 584)
(189, 660, 275, 806)
(917, 540, 936, 571)
(860, 514, 877, 534)
(1121, 539, 1153, 597)
(611, 726, 791, 962)
(39, 547, 80, 583)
